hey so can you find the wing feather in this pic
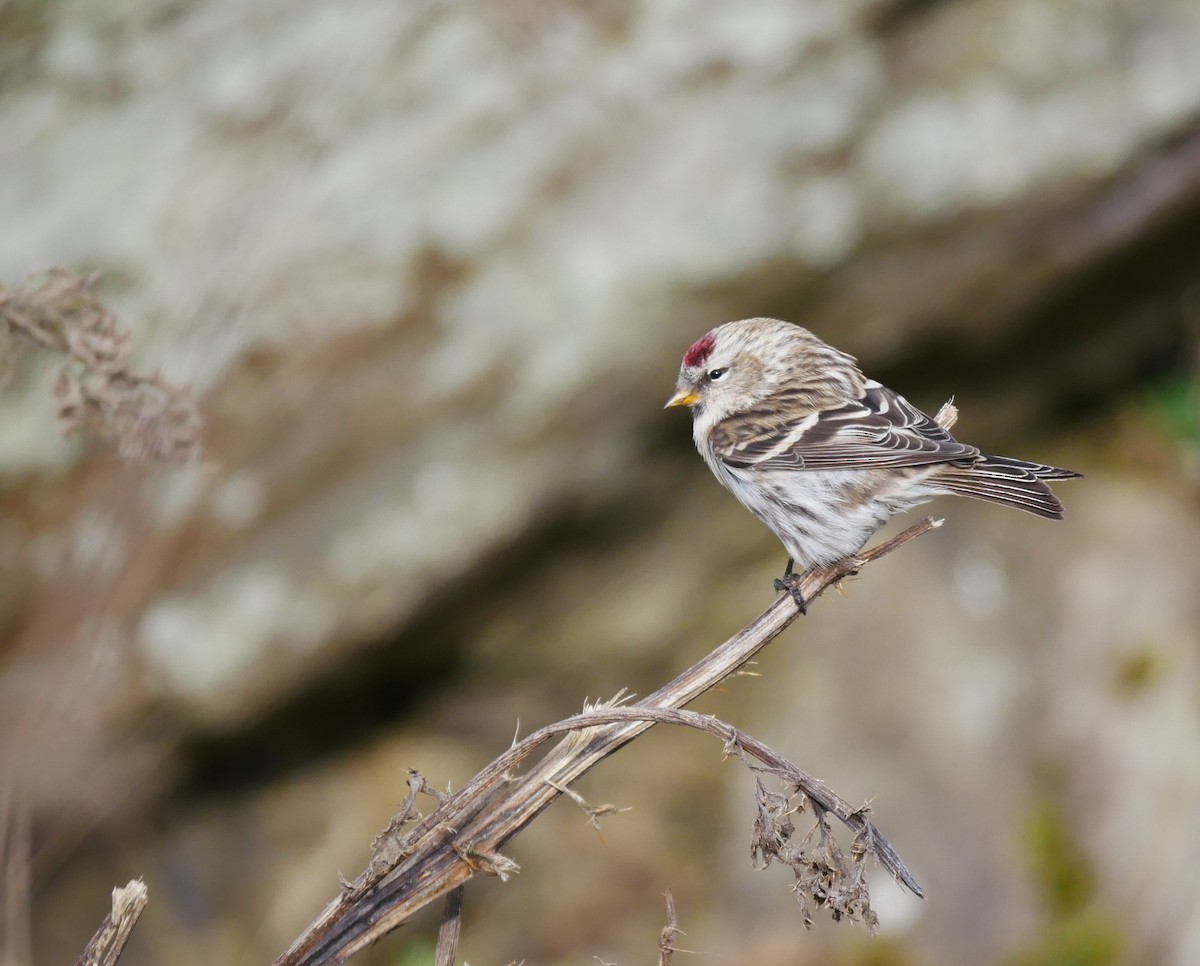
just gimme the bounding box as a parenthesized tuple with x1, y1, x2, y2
(711, 383, 979, 471)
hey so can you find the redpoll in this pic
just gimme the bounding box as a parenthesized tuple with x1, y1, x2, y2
(666, 318, 1080, 609)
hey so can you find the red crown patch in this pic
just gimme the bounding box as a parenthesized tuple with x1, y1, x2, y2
(683, 333, 715, 368)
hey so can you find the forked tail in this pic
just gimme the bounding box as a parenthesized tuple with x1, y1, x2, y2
(935, 455, 1082, 519)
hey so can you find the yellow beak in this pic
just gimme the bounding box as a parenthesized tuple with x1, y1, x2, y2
(664, 389, 699, 409)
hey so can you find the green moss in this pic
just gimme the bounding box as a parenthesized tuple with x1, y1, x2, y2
(1009, 795, 1122, 966)
(1007, 911, 1121, 966)
(1112, 646, 1163, 697)
(1022, 798, 1094, 917)
(1145, 374, 1200, 448)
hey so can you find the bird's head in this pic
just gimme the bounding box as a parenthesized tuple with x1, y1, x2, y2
(665, 318, 844, 421)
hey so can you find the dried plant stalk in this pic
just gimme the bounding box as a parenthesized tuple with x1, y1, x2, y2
(432, 886, 464, 966)
(76, 880, 148, 966)
(658, 890, 679, 966)
(277, 517, 939, 965)
(0, 266, 201, 460)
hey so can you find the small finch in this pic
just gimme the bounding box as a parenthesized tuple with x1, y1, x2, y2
(665, 318, 1080, 609)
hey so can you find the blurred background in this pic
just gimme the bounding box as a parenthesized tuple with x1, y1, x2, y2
(2, 0, 1200, 964)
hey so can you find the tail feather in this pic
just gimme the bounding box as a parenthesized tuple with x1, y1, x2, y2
(935, 455, 1080, 520)
(983, 455, 1083, 481)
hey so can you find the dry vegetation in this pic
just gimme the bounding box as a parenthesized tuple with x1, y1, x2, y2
(0, 267, 201, 462)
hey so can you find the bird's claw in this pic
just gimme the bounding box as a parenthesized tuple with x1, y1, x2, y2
(774, 572, 808, 614)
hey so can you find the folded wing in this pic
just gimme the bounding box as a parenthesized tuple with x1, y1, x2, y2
(710, 382, 979, 470)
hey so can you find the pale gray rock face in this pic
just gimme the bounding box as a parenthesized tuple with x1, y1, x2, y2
(2, 0, 1199, 963)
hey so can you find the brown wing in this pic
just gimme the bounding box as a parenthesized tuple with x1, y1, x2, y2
(710, 382, 980, 470)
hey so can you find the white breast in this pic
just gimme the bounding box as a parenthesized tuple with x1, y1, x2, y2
(695, 422, 934, 568)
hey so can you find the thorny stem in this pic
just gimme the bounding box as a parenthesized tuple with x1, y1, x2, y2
(275, 517, 940, 965)
(658, 890, 679, 966)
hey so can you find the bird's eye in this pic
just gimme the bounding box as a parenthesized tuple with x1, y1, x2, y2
(707, 367, 728, 381)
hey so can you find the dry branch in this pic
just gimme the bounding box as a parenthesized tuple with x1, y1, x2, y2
(76, 880, 148, 966)
(658, 890, 679, 966)
(277, 517, 939, 965)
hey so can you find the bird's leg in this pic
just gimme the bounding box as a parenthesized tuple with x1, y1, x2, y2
(773, 557, 808, 614)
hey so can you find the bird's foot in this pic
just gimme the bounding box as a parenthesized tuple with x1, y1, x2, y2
(773, 571, 808, 614)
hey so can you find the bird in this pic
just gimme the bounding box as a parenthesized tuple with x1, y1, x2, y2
(665, 317, 1080, 610)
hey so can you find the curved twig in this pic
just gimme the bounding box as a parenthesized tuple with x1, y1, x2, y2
(276, 517, 940, 965)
